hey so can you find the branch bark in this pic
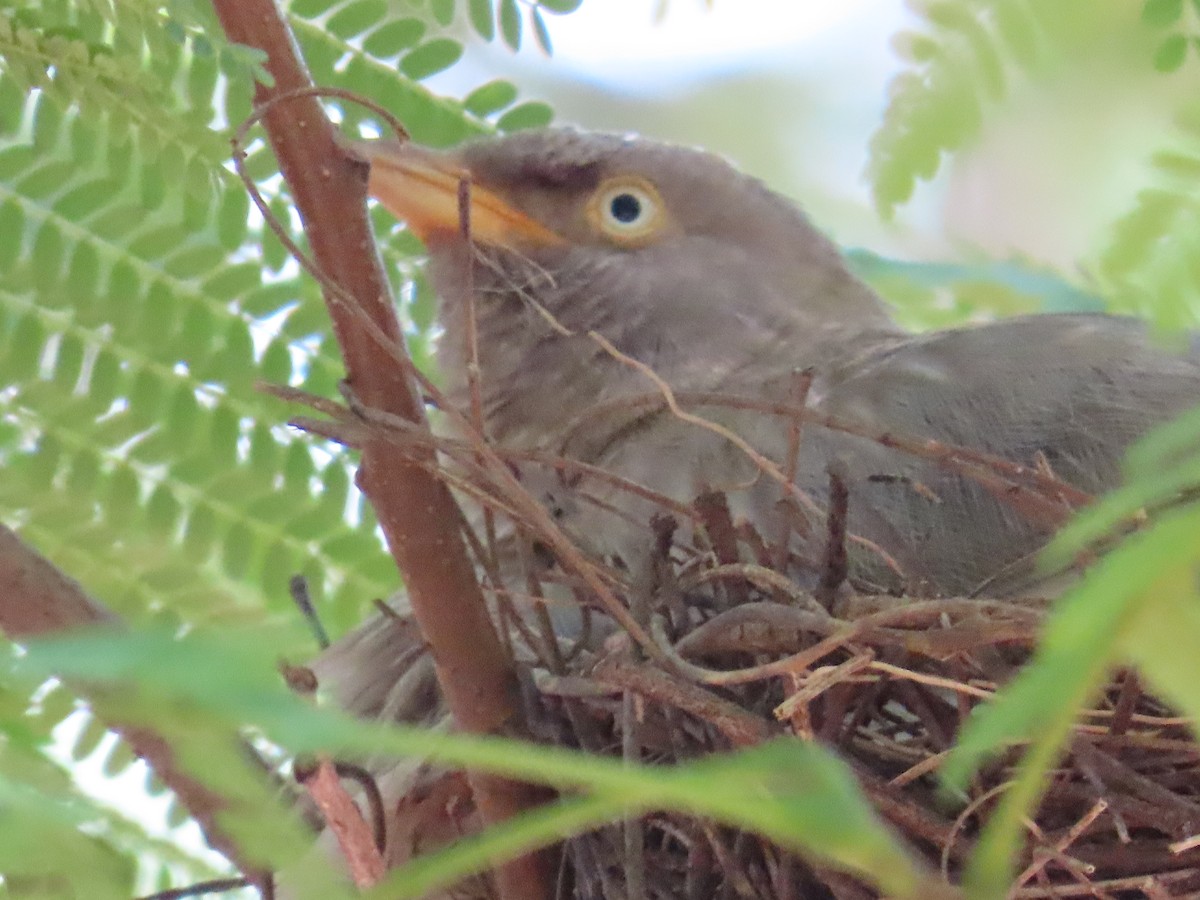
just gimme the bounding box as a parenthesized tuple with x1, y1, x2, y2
(0, 526, 271, 890)
(210, 3, 549, 897)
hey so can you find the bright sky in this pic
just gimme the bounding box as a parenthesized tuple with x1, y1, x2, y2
(541, 0, 892, 78)
(432, 0, 921, 248)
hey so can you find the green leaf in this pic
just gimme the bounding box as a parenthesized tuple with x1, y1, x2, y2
(261, 338, 293, 383)
(53, 177, 120, 220)
(6, 314, 45, 381)
(1118, 566, 1200, 727)
(468, 0, 495, 41)
(216, 184, 250, 250)
(1142, 0, 1184, 26)
(282, 440, 315, 492)
(65, 447, 100, 497)
(164, 386, 201, 451)
(0, 199, 24, 271)
(144, 483, 182, 535)
(70, 714, 108, 762)
(0, 75, 24, 133)
(537, 0, 582, 12)
(945, 505, 1200, 897)
(463, 79, 518, 116)
(288, 0, 336, 17)
(399, 39, 464, 80)
(182, 503, 218, 558)
(1154, 33, 1189, 71)
(325, 0, 388, 39)
(164, 242, 226, 279)
(496, 100, 554, 132)
(222, 521, 255, 579)
(22, 627, 937, 900)
(0, 771, 136, 898)
(430, 0, 455, 27)
(531, 7, 552, 54)
(66, 241, 101, 298)
(52, 334, 85, 390)
(499, 0, 521, 50)
(361, 17, 426, 56)
(31, 237, 64, 298)
(87, 347, 122, 409)
(32, 92, 63, 150)
(100, 737, 136, 778)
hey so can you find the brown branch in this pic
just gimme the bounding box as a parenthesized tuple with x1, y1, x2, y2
(209, 4, 549, 897)
(0, 526, 272, 891)
(295, 757, 385, 888)
(593, 655, 776, 748)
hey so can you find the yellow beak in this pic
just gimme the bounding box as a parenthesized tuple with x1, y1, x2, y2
(354, 140, 564, 248)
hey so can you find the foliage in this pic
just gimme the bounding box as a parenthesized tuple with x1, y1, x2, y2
(872, 3, 1200, 896)
(869, 0, 1200, 327)
(2, 0, 1200, 896)
(0, 0, 556, 891)
(17, 625, 934, 899)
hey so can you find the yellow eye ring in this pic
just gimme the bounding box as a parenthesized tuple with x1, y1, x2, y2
(587, 176, 667, 246)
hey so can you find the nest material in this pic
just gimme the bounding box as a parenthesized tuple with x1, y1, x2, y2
(295, 384, 1200, 900)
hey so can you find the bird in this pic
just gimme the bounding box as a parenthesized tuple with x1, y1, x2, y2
(341, 129, 1200, 597)
(300, 127, 1200, 890)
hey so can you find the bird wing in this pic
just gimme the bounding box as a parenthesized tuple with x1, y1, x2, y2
(812, 313, 1200, 595)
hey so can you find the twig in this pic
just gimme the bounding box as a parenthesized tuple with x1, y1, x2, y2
(652, 613, 856, 687)
(1014, 799, 1105, 890)
(815, 461, 850, 609)
(775, 652, 876, 727)
(693, 492, 748, 609)
(0, 526, 272, 890)
(295, 757, 386, 888)
(593, 655, 775, 747)
(333, 761, 388, 854)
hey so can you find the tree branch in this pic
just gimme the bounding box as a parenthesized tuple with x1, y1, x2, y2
(0, 526, 272, 891)
(210, 3, 549, 897)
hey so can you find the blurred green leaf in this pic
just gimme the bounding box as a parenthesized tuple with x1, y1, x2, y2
(463, 79, 519, 116)
(1154, 33, 1189, 70)
(499, 0, 522, 50)
(21, 626, 936, 900)
(468, 0, 495, 41)
(1143, 0, 1184, 26)
(944, 502, 1200, 897)
(531, 6, 552, 54)
(399, 38, 465, 80)
(362, 17, 426, 56)
(496, 100, 555, 132)
(430, 0, 455, 27)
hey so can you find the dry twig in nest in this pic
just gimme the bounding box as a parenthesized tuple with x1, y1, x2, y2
(283, 379, 1200, 900)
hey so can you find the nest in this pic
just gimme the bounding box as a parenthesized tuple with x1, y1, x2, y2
(290, 380, 1200, 900)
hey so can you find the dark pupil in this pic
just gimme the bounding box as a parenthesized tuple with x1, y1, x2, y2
(609, 193, 642, 224)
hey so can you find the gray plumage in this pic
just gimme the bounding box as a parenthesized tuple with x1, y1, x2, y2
(415, 128, 1200, 597)
(308, 131, 1200, 874)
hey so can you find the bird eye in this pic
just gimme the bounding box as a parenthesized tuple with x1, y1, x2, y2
(588, 176, 666, 245)
(609, 192, 643, 223)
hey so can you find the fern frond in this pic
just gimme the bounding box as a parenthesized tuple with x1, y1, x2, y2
(1089, 100, 1200, 328)
(867, 0, 1042, 215)
(0, 0, 582, 886)
(0, 81, 393, 633)
(866, 2, 1163, 216)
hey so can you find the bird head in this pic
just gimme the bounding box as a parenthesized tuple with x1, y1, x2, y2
(358, 129, 896, 444)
